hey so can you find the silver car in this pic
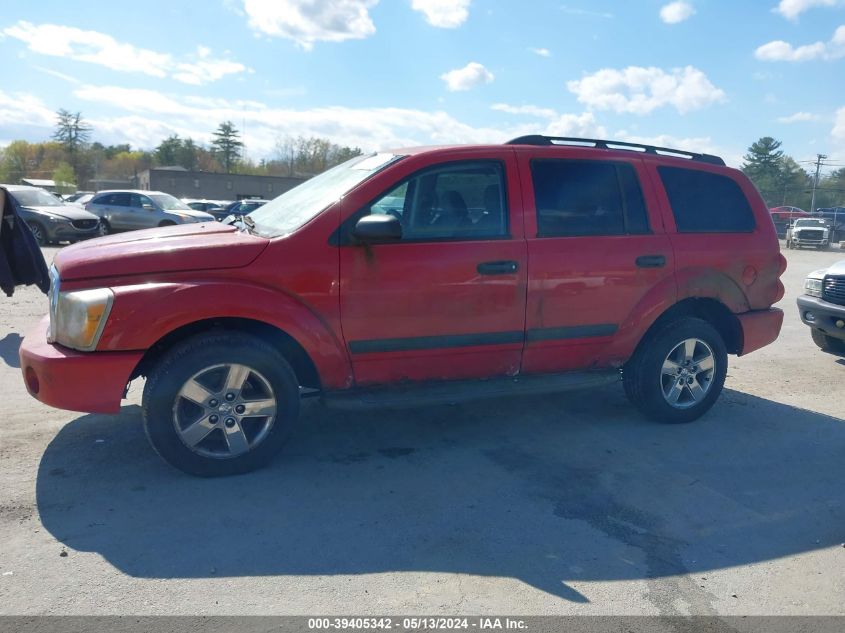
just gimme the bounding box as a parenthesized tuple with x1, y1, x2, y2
(85, 190, 215, 233)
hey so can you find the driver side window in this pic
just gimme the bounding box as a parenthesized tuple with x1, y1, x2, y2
(364, 160, 508, 241)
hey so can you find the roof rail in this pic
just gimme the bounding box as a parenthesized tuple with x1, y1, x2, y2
(505, 135, 726, 166)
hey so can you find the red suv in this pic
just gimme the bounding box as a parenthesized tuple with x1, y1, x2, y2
(20, 136, 786, 476)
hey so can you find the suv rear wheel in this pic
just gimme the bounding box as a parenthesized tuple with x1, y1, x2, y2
(624, 317, 728, 424)
(142, 332, 300, 476)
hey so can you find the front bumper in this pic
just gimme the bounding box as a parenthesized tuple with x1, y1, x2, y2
(47, 220, 101, 242)
(19, 317, 143, 414)
(797, 295, 845, 341)
(736, 308, 784, 356)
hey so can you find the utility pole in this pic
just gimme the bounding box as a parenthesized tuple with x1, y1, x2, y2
(810, 153, 827, 213)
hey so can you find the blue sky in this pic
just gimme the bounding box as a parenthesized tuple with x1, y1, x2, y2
(0, 0, 843, 170)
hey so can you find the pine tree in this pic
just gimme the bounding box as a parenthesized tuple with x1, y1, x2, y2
(211, 121, 243, 174)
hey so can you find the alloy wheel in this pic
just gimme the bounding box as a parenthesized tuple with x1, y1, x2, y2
(660, 338, 716, 409)
(172, 363, 277, 459)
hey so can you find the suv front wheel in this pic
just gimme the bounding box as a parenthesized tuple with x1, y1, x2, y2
(624, 317, 728, 424)
(142, 332, 301, 476)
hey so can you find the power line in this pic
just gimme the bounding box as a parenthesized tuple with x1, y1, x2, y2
(810, 153, 828, 213)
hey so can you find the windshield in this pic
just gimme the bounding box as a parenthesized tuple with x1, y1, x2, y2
(794, 220, 826, 227)
(149, 193, 191, 211)
(11, 188, 65, 207)
(249, 153, 402, 237)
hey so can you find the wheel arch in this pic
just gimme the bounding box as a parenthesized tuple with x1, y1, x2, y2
(636, 297, 743, 358)
(131, 316, 322, 390)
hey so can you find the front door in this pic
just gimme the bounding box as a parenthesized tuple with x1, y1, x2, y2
(339, 154, 527, 386)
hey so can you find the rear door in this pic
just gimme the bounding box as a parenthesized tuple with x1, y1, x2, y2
(518, 149, 676, 374)
(339, 151, 528, 386)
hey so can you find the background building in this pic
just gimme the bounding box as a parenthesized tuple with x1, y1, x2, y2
(134, 167, 307, 200)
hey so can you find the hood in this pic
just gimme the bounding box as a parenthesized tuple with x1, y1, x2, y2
(54, 222, 269, 281)
(22, 205, 100, 221)
(827, 260, 845, 277)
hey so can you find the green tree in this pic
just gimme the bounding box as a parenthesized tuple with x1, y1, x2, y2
(52, 110, 91, 180)
(211, 121, 243, 174)
(51, 162, 76, 194)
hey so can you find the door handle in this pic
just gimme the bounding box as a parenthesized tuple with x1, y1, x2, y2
(477, 260, 519, 275)
(636, 255, 666, 269)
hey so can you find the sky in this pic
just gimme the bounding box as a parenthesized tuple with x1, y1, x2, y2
(0, 0, 844, 171)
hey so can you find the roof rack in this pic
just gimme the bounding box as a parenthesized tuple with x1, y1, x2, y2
(505, 135, 726, 166)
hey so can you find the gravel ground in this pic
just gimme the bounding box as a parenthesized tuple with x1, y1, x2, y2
(0, 244, 843, 616)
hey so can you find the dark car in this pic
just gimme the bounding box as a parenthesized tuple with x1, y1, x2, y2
(4, 185, 103, 246)
(184, 199, 230, 221)
(814, 208, 845, 242)
(224, 199, 267, 216)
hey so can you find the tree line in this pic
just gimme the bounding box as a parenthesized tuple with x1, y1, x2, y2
(0, 110, 363, 192)
(742, 136, 844, 210)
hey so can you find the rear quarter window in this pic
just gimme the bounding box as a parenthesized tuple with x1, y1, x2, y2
(658, 166, 756, 233)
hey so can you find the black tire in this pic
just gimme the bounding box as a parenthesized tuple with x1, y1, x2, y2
(142, 331, 301, 476)
(811, 329, 845, 355)
(159, 220, 176, 227)
(98, 220, 110, 236)
(623, 317, 728, 424)
(27, 221, 47, 246)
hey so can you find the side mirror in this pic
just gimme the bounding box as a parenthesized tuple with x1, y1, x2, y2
(352, 214, 402, 243)
(142, 203, 155, 211)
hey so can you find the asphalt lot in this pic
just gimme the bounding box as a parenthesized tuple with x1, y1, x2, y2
(0, 244, 844, 616)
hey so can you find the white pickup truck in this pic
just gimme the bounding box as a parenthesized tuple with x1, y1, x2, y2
(786, 218, 832, 250)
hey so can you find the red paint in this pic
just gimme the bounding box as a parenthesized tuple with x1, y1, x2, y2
(20, 142, 785, 414)
(19, 318, 142, 414)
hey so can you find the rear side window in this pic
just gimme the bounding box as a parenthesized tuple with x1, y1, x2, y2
(658, 167, 756, 233)
(531, 160, 650, 237)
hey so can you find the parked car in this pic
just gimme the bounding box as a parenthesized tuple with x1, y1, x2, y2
(814, 207, 845, 243)
(84, 190, 215, 233)
(3, 185, 104, 246)
(20, 136, 785, 476)
(785, 217, 832, 250)
(799, 260, 845, 355)
(224, 199, 267, 216)
(63, 191, 94, 204)
(183, 199, 229, 221)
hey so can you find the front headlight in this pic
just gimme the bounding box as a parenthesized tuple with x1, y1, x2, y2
(50, 287, 114, 351)
(805, 277, 824, 298)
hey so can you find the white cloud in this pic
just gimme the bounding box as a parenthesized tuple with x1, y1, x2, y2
(241, 0, 378, 49)
(775, 0, 844, 20)
(440, 62, 494, 91)
(2, 21, 247, 84)
(530, 47, 551, 57)
(567, 65, 726, 115)
(660, 1, 696, 23)
(833, 106, 845, 143)
(12, 84, 602, 160)
(545, 112, 606, 138)
(492, 103, 557, 119)
(411, 0, 471, 28)
(0, 90, 56, 128)
(755, 25, 845, 61)
(777, 111, 820, 123)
